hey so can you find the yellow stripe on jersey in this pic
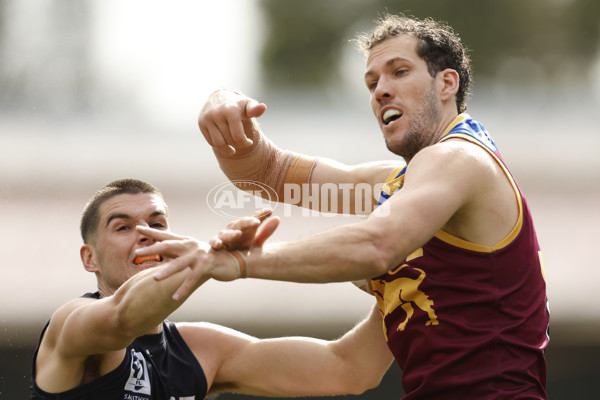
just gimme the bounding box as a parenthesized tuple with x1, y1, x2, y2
(381, 166, 406, 196)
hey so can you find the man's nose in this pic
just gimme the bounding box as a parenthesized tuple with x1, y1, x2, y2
(136, 225, 155, 245)
(374, 78, 394, 104)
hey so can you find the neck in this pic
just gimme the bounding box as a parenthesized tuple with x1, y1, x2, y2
(405, 111, 460, 165)
(434, 109, 461, 142)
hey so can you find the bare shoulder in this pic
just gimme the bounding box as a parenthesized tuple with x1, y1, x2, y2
(34, 297, 119, 393)
(42, 297, 97, 351)
(39, 293, 129, 362)
(417, 138, 494, 166)
(406, 139, 499, 189)
(408, 138, 518, 246)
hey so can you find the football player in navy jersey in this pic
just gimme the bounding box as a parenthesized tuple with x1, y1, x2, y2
(31, 179, 392, 399)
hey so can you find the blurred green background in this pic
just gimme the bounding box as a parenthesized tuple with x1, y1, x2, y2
(1, 0, 599, 398)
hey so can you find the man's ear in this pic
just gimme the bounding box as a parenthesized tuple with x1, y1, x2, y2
(80, 244, 99, 273)
(438, 68, 460, 102)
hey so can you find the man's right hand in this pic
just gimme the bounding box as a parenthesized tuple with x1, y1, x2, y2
(198, 89, 267, 155)
(210, 208, 280, 251)
(135, 209, 280, 299)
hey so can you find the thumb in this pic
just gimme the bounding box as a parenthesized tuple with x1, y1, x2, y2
(253, 217, 280, 247)
(244, 100, 267, 119)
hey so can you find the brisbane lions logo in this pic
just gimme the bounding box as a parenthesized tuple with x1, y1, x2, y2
(372, 249, 439, 338)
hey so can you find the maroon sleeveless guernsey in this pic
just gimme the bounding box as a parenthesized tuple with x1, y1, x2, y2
(371, 114, 549, 399)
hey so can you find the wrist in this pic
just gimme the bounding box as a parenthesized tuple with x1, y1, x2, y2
(227, 250, 248, 279)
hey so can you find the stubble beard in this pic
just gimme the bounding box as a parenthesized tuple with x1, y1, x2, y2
(385, 80, 442, 161)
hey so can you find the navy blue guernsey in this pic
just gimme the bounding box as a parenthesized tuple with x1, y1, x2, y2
(31, 292, 208, 400)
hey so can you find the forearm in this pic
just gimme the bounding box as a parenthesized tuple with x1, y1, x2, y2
(245, 220, 395, 283)
(113, 264, 208, 337)
(215, 126, 316, 202)
(241, 172, 447, 284)
(217, 140, 396, 215)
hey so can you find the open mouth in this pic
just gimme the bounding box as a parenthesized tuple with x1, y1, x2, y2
(382, 108, 403, 125)
(133, 255, 163, 265)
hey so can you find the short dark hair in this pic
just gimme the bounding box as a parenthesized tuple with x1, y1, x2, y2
(353, 13, 472, 113)
(80, 179, 167, 244)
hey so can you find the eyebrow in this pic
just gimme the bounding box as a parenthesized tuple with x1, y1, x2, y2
(105, 210, 167, 227)
(365, 56, 412, 79)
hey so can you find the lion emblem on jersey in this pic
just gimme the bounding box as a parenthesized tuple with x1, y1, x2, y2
(372, 249, 439, 337)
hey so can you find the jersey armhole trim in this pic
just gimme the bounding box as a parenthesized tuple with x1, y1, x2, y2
(433, 133, 524, 253)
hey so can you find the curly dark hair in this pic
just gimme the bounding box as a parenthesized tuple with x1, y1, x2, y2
(353, 13, 472, 113)
(80, 179, 167, 244)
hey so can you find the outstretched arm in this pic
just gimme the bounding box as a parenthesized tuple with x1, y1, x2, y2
(179, 305, 393, 397)
(199, 89, 400, 215)
(142, 140, 491, 300)
(35, 249, 214, 392)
